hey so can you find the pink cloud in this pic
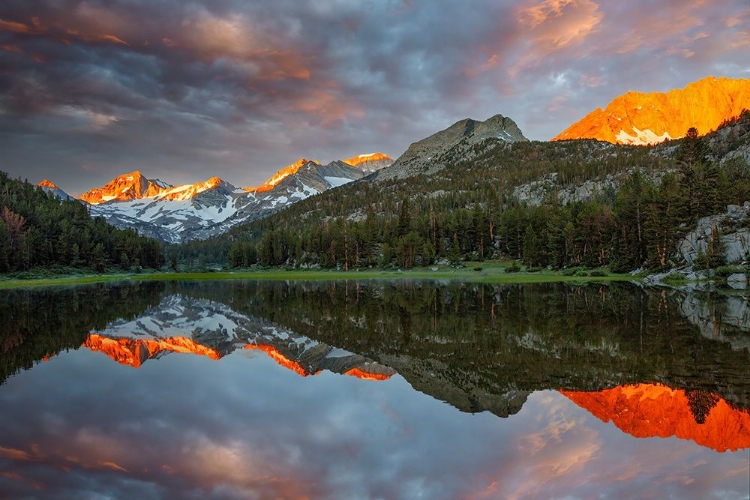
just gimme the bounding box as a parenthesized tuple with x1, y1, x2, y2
(512, 0, 603, 73)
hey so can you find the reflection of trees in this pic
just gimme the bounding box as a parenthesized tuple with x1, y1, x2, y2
(0, 282, 165, 385)
(686, 390, 720, 424)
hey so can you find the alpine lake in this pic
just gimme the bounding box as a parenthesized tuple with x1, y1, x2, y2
(1, 279, 749, 499)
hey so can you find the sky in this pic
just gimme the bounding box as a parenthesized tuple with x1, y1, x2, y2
(0, 0, 749, 195)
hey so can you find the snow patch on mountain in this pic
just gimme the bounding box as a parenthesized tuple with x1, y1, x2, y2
(616, 127, 673, 145)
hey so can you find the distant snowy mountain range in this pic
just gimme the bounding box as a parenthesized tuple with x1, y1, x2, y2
(40, 154, 392, 243)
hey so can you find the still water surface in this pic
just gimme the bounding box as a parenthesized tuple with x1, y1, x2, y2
(0, 280, 748, 499)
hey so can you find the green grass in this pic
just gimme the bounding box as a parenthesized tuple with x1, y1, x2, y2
(0, 261, 636, 289)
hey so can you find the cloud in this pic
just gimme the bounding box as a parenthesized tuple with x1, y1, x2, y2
(0, 0, 747, 192)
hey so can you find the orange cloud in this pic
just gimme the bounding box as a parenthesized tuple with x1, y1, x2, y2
(0, 446, 34, 461)
(0, 18, 42, 34)
(517, 0, 602, 48)
(512, 0, 602, 74)
(0, 16, 129, 47)
(1, 43, 23, 54)
(292, 88, 365, 126)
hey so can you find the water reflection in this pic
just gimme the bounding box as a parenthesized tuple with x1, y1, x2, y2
(0, 280, 748, 499)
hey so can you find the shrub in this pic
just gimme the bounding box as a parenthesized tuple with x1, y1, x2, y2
(715, 265, 745, 277)
(505, 263, 521, 273)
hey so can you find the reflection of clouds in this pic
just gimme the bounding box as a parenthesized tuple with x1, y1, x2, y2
(0, 351, 746, 499)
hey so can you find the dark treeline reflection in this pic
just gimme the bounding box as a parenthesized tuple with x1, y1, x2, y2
(166, 280, 750, 414)
(2, 279, 749, 416)
(0, 282, 166, 384)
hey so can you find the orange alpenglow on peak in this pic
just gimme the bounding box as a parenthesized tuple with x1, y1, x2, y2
(245, 158, 319, 193)
(553, 76, 750, 145)
(342, 152, 393, 167)
(83, 334, 222, 368)
(79, 170, 171, 205)
(561, 383, 750, 452)
(343, 367, 394, 381)
(38, 179, 59, 189)
(244, 344, 319, 377)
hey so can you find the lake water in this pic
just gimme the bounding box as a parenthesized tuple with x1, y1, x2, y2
(1, 280, 749, 499)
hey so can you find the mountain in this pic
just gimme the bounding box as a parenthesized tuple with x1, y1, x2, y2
(79, 171, 171, 204)
(81, 155, 389, 244)
(554, 76, 750, 145)
(562, 384, 750, 453)
(37, 179, 74, 200)
(374, 114, 527, 180)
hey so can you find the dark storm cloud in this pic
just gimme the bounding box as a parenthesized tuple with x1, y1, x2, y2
(0, 0, 748, 193)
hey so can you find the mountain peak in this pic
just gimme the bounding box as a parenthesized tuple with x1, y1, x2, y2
(375, 113, 527, 181)
(80, 171, 173, 205)
(38, 179, 74, 200)
(341, 152, 394, 173)
(342, 152, 393, 167)
(553, 76, 750, 145)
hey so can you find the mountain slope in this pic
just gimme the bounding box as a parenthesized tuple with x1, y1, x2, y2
(554, 76, 750, 144)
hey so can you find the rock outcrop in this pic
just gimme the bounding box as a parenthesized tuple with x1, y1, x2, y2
(554, 76, 750, 145)
(676, 204, 750, 265)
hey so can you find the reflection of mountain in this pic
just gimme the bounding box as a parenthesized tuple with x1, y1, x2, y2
(83, 294, 396, 380)
(561, 384, 750, 453)
(0, 282, 166, 385)
(84, 335, 222, 368)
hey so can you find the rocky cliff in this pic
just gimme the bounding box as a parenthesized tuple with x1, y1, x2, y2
(554, 76, 750, 145)
(676, 204, 750, 266)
